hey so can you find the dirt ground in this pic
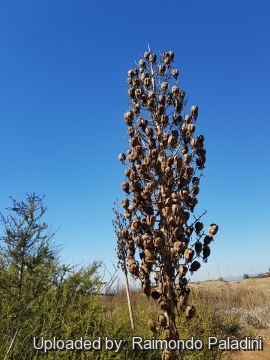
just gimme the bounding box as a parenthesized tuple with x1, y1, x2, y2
(191, 277, 270, 359)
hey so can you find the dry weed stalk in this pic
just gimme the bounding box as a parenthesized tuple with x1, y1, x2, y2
(114, 47, 219, 360)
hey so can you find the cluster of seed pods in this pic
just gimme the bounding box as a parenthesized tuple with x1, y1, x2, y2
(117, 49, 218, 360)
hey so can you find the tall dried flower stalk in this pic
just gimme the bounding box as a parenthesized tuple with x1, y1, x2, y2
(114, 47, 219, 360)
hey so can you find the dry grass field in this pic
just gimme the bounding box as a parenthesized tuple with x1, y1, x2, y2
(190, 276, 270, 359)
(104, 275, 270, 360)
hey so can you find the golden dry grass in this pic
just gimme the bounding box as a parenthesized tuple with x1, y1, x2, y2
(189, 277, 270, 359)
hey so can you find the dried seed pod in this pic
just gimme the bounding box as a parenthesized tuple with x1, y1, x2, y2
(172, 115, 182, 124)
(132, 218, 142, 232)
(118, 153, 126, 163)
(192, 177, 200, 186)
(147, 318, 157, 333)
(128, 137, 140, 148)
(191, 105, 198, 119)
(178, 264, 188, 278)
(163, 55, 171, 65)
(121, 229, 129, 239)
(128, 87, 136, 98)
(124, 168, 131, 178)
(142, 282, 151, 297)
(166, 265, 175, 279)
(135, 235, 143, 247)
(127, 126, 135, 137)
(194, 241, 203, 254)
(186, 305, 196, 320)
(184, 248, 194, 263)
(127, 261, 139, 276)
(124, 110, 134, 125)
(168, 51, 174, 60)
(144, 249, 155, 262)
(172, 85, 179, 96)
(171, 68, 179, 78)
(134, 88, 142, 98)
(185, 226, 194, 238)
(162, 132, 169, 143)
(165, 166, 173, 177)
(146, 215, 155, 226)
(181, 123, 188, 134)
(158, 64, 166, 74)
(180, 90, 185, 99)
(209, 224, 219, 235)
(173, 240, 186, 255)
(178, 292, 189, 306)
(191, 186, 200, 196)
(128, 203, 136, 214)
(145, 127, 153, 137)
(197, 134, 204, 143)
(204, 235, 213, 246)
(203, 245, 211, 262)
(161, 206, 171, 217)
(185, 165, 194, 176)
(147, 98, 156, 108)
(124, 210, 132, 219)
(140, 94, 147, 106)
(139, 59, 146, 69)
(190, 261, 201, 274)
(195, 221, 204, 234)
(184, 153, 192, 164)
(181, 145, 188, 154)
(187, 123, 195, 135)
(149, 53, 157, 63)
(127, 249, 135, 259)
(160, 114, 168, 125)
(144, 52, 150, 60)
(189, 196, 198, 210)
(196, 157, 206, 169)
(157, 104, 165, 115)
(184, 114, 192, 123)
(161, 82, 168, 92)
(176, 233, 187, 242)
(179, 277, 188, 287)
(171, 204, 180, 216)
(151, 287, 162, 300)
(143, 236, 154, 250)
(174, 98, 183, 112)
(154, 237, 163, 248)
(126, 239, 135, 250)
(121, 198, 129, 209)
(159, 95, 165, 104)
(159, 297, 169, 310)
(168, 134, 178, 148)
(179, 190, 189, 202)
(190, 138, 198, 149)
(144, 77, 151, 88)
(121, 182, 129, 193)
(141, 189, 151, 200)
(158, 314, 167, 327)
(128, 69, 134, 77)
(130, 179, 141, 192)
(148, 91, 156, 99)
(174, 155, 182, 169)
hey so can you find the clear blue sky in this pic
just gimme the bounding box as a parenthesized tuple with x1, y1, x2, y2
(0, 1, 269, 283)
